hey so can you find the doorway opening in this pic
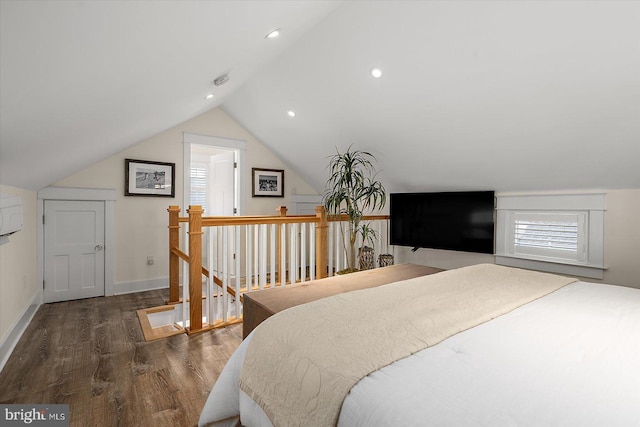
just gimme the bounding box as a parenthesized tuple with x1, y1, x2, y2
(183, 133, 246, 280)
(182, 133, 245, 216)
(189, 144, 237, 216)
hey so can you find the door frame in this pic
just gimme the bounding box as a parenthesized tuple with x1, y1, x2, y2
(37, 187, 116, 299)
(183, 132, 246, 215)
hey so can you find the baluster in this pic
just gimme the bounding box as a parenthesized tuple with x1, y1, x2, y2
(234, 225, 241, 298)
(292, 223, 299, 284)
(270, 223, 276, 287)
(310, 222, 316, 280)
(207, 227, 214, 326)
(254, 223, 259, 289)
(328, 222, 334, 277)
(246, 225, 252, 289)
(260, 224, 267, 289)
(230, 226, 240, 319)
(300, 222, 307, 282)
(277, 206, 287, 285)
(222, 226, 228, 322)
(280, 222, 287, 284)
(335, 222, 343, 274)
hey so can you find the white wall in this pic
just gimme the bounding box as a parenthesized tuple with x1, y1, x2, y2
(54, 108, 317, 291)
(0, 185, 39, 346)
(396, 188, 640, 289)
(602, 189, 640, 289)
(395, 247, 494, 272)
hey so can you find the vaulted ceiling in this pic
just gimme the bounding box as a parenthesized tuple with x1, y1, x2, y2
(2, 1, 639, 193)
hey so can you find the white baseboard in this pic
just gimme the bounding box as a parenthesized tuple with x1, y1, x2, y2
(114, 277, 169, 295)
(0, 290, 42, 374)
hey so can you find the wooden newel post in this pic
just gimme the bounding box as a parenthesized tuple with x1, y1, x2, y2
(315, 205, 328, 279)
(188, 205, 204, 332)
(168, 205, 181, 304)
(277, 206, 287, 284)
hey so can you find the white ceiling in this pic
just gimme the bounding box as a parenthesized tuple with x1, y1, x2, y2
(0, 0, 341, 190)
(2, 1, 639, 194)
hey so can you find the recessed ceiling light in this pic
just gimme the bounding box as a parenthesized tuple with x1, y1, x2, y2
(204, 93, 214, 100)
(371, 68, 383, 78)
(266, 29, 281, 39)
(287, 109, 296, 117)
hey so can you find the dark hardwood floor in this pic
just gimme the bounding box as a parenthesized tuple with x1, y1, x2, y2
(0, 289, 242, 426)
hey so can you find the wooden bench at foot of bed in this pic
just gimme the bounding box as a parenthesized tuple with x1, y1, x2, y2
(242, 263, 444, 338)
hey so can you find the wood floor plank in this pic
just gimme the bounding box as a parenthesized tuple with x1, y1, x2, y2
(0, 289, 242, 426)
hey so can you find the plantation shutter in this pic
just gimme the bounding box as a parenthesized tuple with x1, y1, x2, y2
(508, 212, 587, 263)
(191, 164, 208, 213)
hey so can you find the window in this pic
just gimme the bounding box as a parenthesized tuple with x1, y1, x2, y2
(509, 211, 586, 263)
(190, 163, 208, 213)
(496, 194, 605, 279)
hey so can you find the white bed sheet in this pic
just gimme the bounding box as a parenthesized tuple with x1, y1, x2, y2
(199, 281, 640, 427)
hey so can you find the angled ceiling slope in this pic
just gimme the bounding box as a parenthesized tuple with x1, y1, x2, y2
(0, 1, 341, 190)
(222, 1, 640, 194)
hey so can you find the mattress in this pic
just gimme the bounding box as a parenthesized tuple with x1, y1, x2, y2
(199, 279, 640, 426)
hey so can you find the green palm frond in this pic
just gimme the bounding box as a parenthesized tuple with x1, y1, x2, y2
(322, 145, 386, 271)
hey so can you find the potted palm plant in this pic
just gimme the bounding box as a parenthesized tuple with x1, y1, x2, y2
(322, 146, 386, 273)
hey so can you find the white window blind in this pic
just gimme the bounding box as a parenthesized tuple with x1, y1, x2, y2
(509, 212, 586, 263)
(190, 164, 208, 213)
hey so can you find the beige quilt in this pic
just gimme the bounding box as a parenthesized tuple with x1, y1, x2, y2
(239, 264, 577, 427)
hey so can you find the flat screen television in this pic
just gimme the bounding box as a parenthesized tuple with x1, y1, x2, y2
(390, 191, 495, 254)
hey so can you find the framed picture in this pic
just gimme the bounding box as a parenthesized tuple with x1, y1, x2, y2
(252, 168, 284, 197)
(125, 159, 175, 197)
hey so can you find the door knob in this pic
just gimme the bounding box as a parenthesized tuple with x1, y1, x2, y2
(95, 244, 104, 252)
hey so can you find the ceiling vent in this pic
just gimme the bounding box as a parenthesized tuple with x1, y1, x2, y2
(214, 74, 230, 86)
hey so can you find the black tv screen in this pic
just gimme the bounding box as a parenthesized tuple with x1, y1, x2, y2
(390, 191, 495, 254)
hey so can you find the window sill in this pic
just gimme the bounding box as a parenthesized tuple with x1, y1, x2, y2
(495, 255, 606, 280)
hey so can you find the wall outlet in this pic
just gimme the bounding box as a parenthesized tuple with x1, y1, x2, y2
(147, 256, 154, 266)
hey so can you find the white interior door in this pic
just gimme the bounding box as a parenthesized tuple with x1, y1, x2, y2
(210, 150, 235, 216)
(206, 149, 236, 276)
(44, 200, 105, 303)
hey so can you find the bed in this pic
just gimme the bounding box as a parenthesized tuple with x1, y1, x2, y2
(199, 264, 640, 427)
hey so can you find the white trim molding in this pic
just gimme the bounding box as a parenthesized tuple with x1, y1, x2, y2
(37, 186, 116, 201)
(0, 289, 42, 374)
(114, 277, 168, 295)
(496, 193, 606, 279)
